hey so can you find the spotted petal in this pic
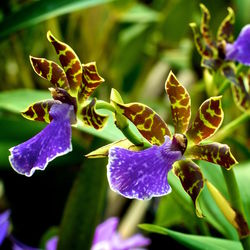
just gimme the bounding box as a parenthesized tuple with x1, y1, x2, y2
(165, 71, 191, 134)
(78, 62, 105, 103)
(30, 56, 69, 90)
(107, 136, 182, 200)
(21, 100, 60, 123)
(226, 24, 250, 66)
(79, 98, 108, 130)
(186, 96, 223, 144)
(189, 23, 213, 58)
(200, 4, 216, 51)
(173, 160, 204, 217)
(217, 7, 235, 43)
(231, 73, 250, 112)
(47, 31, 82, 91)
(9, 103, 74, 177)
(185, 142, 238, 169)
(113, 102, 171, 145)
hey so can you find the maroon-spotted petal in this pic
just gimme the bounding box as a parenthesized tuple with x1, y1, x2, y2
(9, 103, 74, 177)
(107, 136, 182, 200)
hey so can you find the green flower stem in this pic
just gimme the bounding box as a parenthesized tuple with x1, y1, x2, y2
(95, 100, 116, 113)
(96, 100, 151, 148)
(221, 168, 250, 248)
(211, 112, 250, 142)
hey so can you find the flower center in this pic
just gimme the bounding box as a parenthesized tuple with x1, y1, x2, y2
(171, 133, 187, 154)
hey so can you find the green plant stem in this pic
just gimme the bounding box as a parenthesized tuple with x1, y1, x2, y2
(96, 100, 151, 148)
(211, 112, 250, 142)
(221, 168, 250, 249)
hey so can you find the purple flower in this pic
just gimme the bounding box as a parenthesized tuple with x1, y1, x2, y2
(9, 103, 75, 177)
(91, 217, 150, 250)
(226, 24, 250, 65)
(0, 210, 10, 245)
(9, 31, 107, 176)
(45, 217, 150, 250)
(107, 135, 183, 200)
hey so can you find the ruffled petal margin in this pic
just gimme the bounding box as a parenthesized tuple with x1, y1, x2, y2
(9, 103, 74, 177)
(107, 136, 182, 200)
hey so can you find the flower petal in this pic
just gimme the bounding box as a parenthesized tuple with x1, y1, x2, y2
(113, 102, 171, 145)
(0, 210, 10, 245)
(9, 103, 74, 177)
(226, 24, 250, 65)
(165, 71, 191, 134)
(185, 142, 238, 169)
(186, 96, 223, 144)
(47, 31, 82, 91)
(21, 100, 60, 123)
(85, 139, 142, 159)
(217, 7, 235, 43)
(173, 160, 204, 217)
(78, 62, 105, 103)
(46, 236, 58, 250)
(107, 136, 182, 200)
(118, 234, 151, 249)
(80, 98, 108, 130)
(92, 217, 119, 245)
(30, 56, 69, 90)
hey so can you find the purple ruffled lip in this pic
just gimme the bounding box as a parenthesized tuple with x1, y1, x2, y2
(107, 136, 183, 200)
(225, 24, 250, 66)
(9, 103, 75, 177)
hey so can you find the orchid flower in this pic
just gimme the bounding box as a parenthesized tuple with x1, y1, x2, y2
(105, 71, 237, 217)
(9, 31, 107, 177)
(190, 4, 250, 112)
(45, 217, 150, 250)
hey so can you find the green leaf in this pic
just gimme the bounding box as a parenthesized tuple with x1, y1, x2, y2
(139, 224, 243, 250)
(0, 0, 115, 40)
(58, 159, 107, 250)
(0, 89, 124, 142)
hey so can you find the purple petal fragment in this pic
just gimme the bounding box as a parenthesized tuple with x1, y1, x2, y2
(226, 24, 250, 65)
(91, 217, 150, 250)
(0, 210, 10, 245)
(9, 103, 74, 177)
(46, 236, 58, 250)
(107, 136, 182, 200)
(92, 217, 119, 245)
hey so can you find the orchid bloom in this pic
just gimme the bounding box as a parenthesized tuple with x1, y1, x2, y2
(45, 217, 151, 250)
(106, 71, 237, 217)
(9, 31, 107, 177)
(190, 4, 250, 112)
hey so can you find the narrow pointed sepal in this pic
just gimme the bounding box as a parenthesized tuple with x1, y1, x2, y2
(21, 100, 60, 123)
(186, 96, 223, 144)
(173, 160, 204, 217)
(78, 62, 105, 103)
(185, 142, 238, 169)
(217, 7, 235, 43)
(189, 22, 213, 58)
(165, 71, 191, 134)
(231, 73, 250, 112)
(200, 4, 216, 50)
(9, 103, 74, 177)
(107, 136, 182, 200)
(80, 98, 108, 130)
(85, 139, 142, 158)
(112, 101, 171, 145)
(30, 56, 69, 90)
(225, 24, 250, 66)
(47, 31, 82, 91)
